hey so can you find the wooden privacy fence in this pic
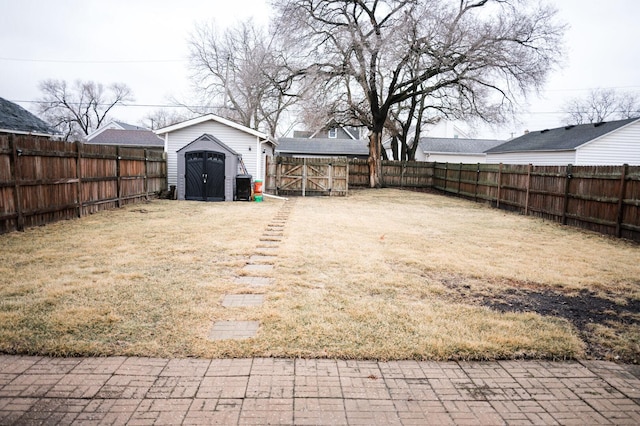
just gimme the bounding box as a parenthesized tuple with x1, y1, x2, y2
(265, 156, 348, 196)
(349, 159, 434, 188)
(431, 162, 640, 242)
(0, 134, 166, 233)
(348, 159, 639, 241)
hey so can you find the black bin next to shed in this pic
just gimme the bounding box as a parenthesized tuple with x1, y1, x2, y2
(235, 174, 252, 201)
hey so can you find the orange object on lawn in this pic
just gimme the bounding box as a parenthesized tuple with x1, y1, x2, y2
(254, 179, 263, 194)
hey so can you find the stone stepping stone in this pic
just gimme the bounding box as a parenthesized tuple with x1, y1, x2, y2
(249, 255, 276, 264)
(242, 264, 274, 274)
(222, 294, 264, 307)
(255, 247, 278, 255)
(234, 276, 274, 287)
(257, 241, 279, 247)
(260, 236, 282, 242)
(208, 321, 259, 340)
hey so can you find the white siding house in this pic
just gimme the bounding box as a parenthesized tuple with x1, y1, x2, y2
(155, 114, 276, 200)
(486, 118, 640, 165)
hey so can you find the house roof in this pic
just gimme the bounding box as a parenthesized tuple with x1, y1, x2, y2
(113, 121, 147, 131)
(0, 97, 56, 136)
(276, 137, 369, 156)
(155, 114, 275, 144)
(486, 117, 640, 153)
(85, 129, 164, 147)
(419, 137, 503, 154)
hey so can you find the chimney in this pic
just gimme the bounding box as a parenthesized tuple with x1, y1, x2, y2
(524, 130, 529, 135)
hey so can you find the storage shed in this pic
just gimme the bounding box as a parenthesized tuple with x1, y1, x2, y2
(155, 114, 276, 201)
(177, 134, 241, 201)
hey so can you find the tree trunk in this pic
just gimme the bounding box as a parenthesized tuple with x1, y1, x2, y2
(368, 131, 382, 188)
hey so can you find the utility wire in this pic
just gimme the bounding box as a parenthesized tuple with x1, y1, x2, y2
(0, 57, 186, 64)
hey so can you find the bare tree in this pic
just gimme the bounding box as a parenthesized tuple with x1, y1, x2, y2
(141, 108, 194, 130)
(188, 19, 303, 135)
(274, 0, 566, 187)
(562, 88, 640, 125)
(36, 79, 133, 141)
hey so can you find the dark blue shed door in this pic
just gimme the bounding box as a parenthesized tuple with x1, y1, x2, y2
(185, 151, 225, 201)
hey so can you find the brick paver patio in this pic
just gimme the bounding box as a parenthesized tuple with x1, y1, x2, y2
(1, 356, 639, 425)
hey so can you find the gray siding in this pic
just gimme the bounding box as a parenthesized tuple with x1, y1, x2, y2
(576, 120, 640, 165)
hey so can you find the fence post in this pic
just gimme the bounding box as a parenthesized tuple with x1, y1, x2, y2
(302, 157, 306, 197)
(400, 162, 406, 188)
(616, 164, 629, 237)
(444, 163, 448, 192)
(276, 157, 282, 195)
(496, 163, 503, 208)
(144, 148, 149, 200)
(9, 135, 24, 231)
(76, 141, 83, 218)
(328, 161, 333, 195)
(457, 163, 462, 194)
(474, 163, 480, 202)
(562, 164, 573, 225)
(524, 163, 532, 216)
(116, 146, 122, 208)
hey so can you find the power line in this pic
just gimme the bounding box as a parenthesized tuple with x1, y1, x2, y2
(0, 57, 186, 64)
(11, 99, 207, 109)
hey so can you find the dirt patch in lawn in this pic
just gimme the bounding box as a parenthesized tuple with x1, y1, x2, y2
(440, 278, 640, 363)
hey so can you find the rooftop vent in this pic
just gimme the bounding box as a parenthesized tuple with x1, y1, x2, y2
(564, 125, 575, 130)
(594, 122, 606, 127)
(541, 129, 550, 133)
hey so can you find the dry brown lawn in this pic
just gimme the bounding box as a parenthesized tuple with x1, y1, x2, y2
(1, 189, 638, 362)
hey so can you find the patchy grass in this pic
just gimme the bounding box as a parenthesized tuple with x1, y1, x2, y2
(0, 189, 638, 361)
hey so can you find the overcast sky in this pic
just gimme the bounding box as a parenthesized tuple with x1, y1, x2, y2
(1, 0, 639, 139)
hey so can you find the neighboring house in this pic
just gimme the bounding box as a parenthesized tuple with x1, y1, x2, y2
(155, 114, 276, 201)
(85, 128, 164, 149)
(276, 137, 369, 159)
(415, 137, 504, 163)
(486, 117, 640, 165)
(423, 120, 471, 139)
(293, 119, 367, 140)
(0, 97, 57, 137)
(97, 120, 147, 131)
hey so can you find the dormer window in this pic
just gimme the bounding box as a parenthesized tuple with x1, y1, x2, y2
(328, 128, 337, 138)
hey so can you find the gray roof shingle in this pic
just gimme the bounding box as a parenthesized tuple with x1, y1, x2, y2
(486, 118, 640, 153)
(86, 129, 164, 147)
(419, 137, 503, 154)
(276, 137, 369, 156)
(0, 97, 55, 135)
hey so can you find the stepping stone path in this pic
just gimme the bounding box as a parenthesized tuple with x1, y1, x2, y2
(209, 198, 296, 341)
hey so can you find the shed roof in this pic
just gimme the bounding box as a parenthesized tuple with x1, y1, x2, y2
(155, 113, 275, 144)
(85, 129, 163, 147)
(276, 137, 369, 156)
(419, 137, 503, 154)
(486, 117, 640, 153)
(177, 133, 241, 156)
(0, 97, 56, 136)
